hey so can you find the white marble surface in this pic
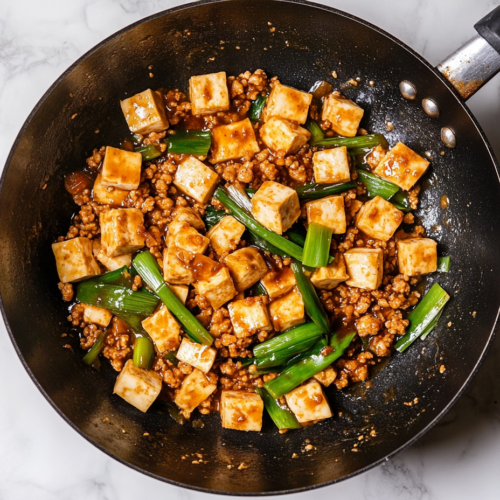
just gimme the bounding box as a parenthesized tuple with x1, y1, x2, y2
(1, 0, 500, 498)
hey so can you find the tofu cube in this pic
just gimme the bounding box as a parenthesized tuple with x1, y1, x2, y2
(173, 156, 220, 204)
(195, 265, 237, 309)
(100, 208, 145, 257)
(355, 196, 403, 241)
(52, 237, 101, 283)
(170, 207, 206, 232)
(211, 118, 260, 163)
(163, 246, 194, 285)
(224, 247, 268, 292)
(101, 146, 142, 191)
(82, 304, 113, 327)
(167, 284, 189, 304)
(310, 253, 349, 289)
(285, 381, 332, 423)
(306, 195, 346, 234)
(113, 359, 162, 412)
(313, 366, 337, 387)
(120, 88, 169, 135)
(344, 248, 383, 290)
(141, 305, 181, 352)
(93, 238, 132, 271)
(321, 94, 364, 137)
(207, 216, 245, 256)
(251, 181, 301, 234)
(313, 147, 351, 184)
(397, 238, 438, 276)
(174, 369, 217, 415)
(176, 338, 217, 373)
(92, 173, 129, 207)
(189, 72, 230, 115)
(261, 266, 296, 299)
(228, 297, 272, 336)
(221, 391, 264, 431)
(262, 82, 312, 124)
(171, 222, 209, 261)
(373, 142, 430, 191)
(259, 117, 311, 155)
(268, 287, 305, 331)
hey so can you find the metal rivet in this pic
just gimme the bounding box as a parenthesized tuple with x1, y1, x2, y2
(441, 127, 456, 148)
(422, 98, 439, 118)
(399, 81, 417, 100)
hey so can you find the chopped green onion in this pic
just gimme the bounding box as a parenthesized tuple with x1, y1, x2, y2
(437, 256, 451, 272)
(420, 309, 443, 341)
(285, 225, 307, 247)
(305, 119, 325, 145)
(356, 170, 399, 200)
(162, 401, 188, 425)
(113, 311, 147, 335)
(135, 144, 162, 161)
(255, 337, 319, 368)
(296, 181, 356, 201)
(395, 283, 450, 353)
(133, 337, 155, 369)
(245, 188, 256, 198)
(82, 330, 108, 365)
(252, 366, 284, 376)
(133, 251, 213, 346)
(233, 357, 255, 367)
(314, 133, 388, 150)
(164, 351, 179, 366)
(302, 222, 332, 268)
(165, 130, 211, 156)
(226, 184, 253, 212)
(391, 190, 412, 212)
(250, 281, 268, 296)
(256, 387, 301, 429)
(204, 206, 226, 229)
(95, 266, 130, 285)
(249, 95, 267, 122)
(309, 80, 333, 100)
(284, 337, 328, 368)
(246, 231, 288, 258)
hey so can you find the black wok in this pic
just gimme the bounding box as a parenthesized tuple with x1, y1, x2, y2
(1, 0, 500, 494)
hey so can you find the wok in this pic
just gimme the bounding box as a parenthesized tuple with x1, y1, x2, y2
(1, 0, 500, 494)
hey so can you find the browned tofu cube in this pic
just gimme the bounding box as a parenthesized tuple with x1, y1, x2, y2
(262, 82, 312, 124)
(95, 247, 132, 272)
(268, 287, 305, 331)
(224, 247, 268, 292)
(259, 117, 310, 154)
(195, 264, 237, 310)
(174, 369, 217, 415)
(176, 338, 217, 373)
(344, 248, 383, 290)
(306, 195, 346, 234)
(163, 246, 194, 285)
(355, 196, 403, 241)
(313, 366, 337, 387)
(285, 381, 332, 423)
(221, 391, 264, 431)
(173, 156, 220, 204)
(321, 94, 364, 137)
(82, 304, 113, 327)
(167, 284, 189, 304)
(207, 216, 245, 256)
(261, 267, 296, 299)
(313, 147, 351, 184)
(92, 173, 129, 207)
(397, 238, 438, 276)
(141, 305, 181, 352)
(310, 253, 349, 289)
(100, 208, 145, 257)
(228, 297, 272, 336)
(101, 146, 142, 191)
(169, 221, 209, 261)
(211, 118, 260, 163)
(52, 237, 101, 283)
(189, 72, 230, 115)
(120, 89, 169, 135)
(170, 207, 206, 232)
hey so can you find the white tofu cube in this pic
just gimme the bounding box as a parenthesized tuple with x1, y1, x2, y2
(189, 72, 230, 115)
(174, 369, 217, 415)
(344, 248, 383, 290)
(170, 207, 206, 232)
(163, 245, 194, 285)
(92, 173, 129, 207)
(261, 267, 296, 299)
(285, 381, 332, 423)
(113, 359, 162, 412)
(142, 305, 181, 352)
(355, 196, 403, 241)
(262, 82, 312, 124)
(268, 287, 305, 331)
(221, 391, 264, 431)
(100, 208, 145, 257)
(321, 94, 364, 137)
(397, 238, 438, 276)
(170, 221, 209, 261)
(120, 89, 169, 135)
(82, 304, 113, 327)
(306, 195, 346, 234)
(176, 338, 217, 373)
(374, 142, 430, 191)
(211, 118, 260, 163)
(195, 265, 237, 309)
(173, 156, 220, 204)
(207, 216, 245, 256)
(313, 366, 337, 387)
(310, 253, 349, 289)
(52, 237, 101, 283)
(313, 147, 351, 184)
(167, 284, 189, 304)
(228, 297, 272, 336)
(100, 146, 142, 191)
(259, 117, 310, 155)
(224, 247, 268, 292)
(251, 181, 301, 234)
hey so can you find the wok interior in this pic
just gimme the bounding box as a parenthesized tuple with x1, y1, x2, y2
(1, 0, 500, 493)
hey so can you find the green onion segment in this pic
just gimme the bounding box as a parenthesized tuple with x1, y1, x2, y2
(356, 169, 399, 200)
(256, 387, 301, 430)
(437, 256, 451, 272)
(249, 95, 267, 122)
(133, 337, 155, 369)
(164, 130, 211, 156)
(135, 144, 162, 161)
(296, 181, 355, 201)
(82, 330, 108, 365)
(302, 222, 332, 268)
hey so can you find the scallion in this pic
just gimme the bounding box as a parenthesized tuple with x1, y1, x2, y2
(305, 119, 325, 145)
(250, 281, 268, 296)
(255, 337, 319, 368)
(165, 130, 211, 156)
(295, 181, 356, 201)
(113, 311, 147, 335)
(164, 350, 179, 366)
(249, 95, 267, 122)
(135, 144, 162, 161)
(245, 188, 256, 198)
(437, 256, 451, 272)
(95, 266, 130, 285)
(302, 222, 332, 268)
(391, 190, 412, 212)
(256, 387, 301, 430)
(82, 330, 108, 365)
(204, 206, 226, 229)
(356, 169, 399, 200)
(285, 225, 307, 247)
(314, 133, 388, 150)
(226, 184, 253, 212)
(133, 337, 155, 369)
(420, 309, 443, 341)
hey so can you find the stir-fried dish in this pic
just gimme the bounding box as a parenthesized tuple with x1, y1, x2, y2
(53, 70, 450, 431)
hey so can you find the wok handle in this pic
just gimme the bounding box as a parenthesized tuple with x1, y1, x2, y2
(437, 6, 500, 100)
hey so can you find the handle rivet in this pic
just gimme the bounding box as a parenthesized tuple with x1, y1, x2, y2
(422, 98, 440, 118)
(441, 127, 456, 148)
(399, 81, 417, 100)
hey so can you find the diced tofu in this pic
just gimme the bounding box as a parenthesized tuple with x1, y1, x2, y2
(189, 72, 230, 115)
(224, 247, 268, 292)
(251, 181, 301, 234)
(344, 247, 383, 290)
(113, 359, 162, 412)
(167, 284, 189, 304)
(170, 207, 205, 232)
(173, 156, 220, 204)
(259, 117, 311, 155)
(269, 287, 305, 331)
(93, 238, 132, 271)
(100, 208, 145, 257)
(373, 142, 430, 191)
(313, 147, 351, 184)
(207, 216, 245, 256)
(355, 196, 403, 241)
(221, 391, 264, 431)
(262, 82, 312, 124)
(211, 118, 260, 162)
(120, 88, 169, 135)
(310, 253, 349, 289)
(163, 245, 194, 285)
(170, 221, 209, 260)
(174, 369, 217, 415)
(261, 267, 296, 299)
(176, 338, 217, 373)
(321, 94, 364, 137)
(306, 195, 346, 234)
(228, 297, 272, 336)
(100, 146, 142, 191)
(52, 237, 101, 283)
(92, 173, 129, 207)
(141, 305, 181, 352)
(313, 366, 337, 387)
(285, 381, 332, 423)
(195, 265, 237, 309)
(397, 238, 438, 276)
(82, 304, 113, 327)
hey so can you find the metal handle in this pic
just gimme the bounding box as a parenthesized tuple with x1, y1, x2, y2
(438, 6, 500, 100)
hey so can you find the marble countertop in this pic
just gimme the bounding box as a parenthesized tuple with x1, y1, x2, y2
(1, 0, 500, 498)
